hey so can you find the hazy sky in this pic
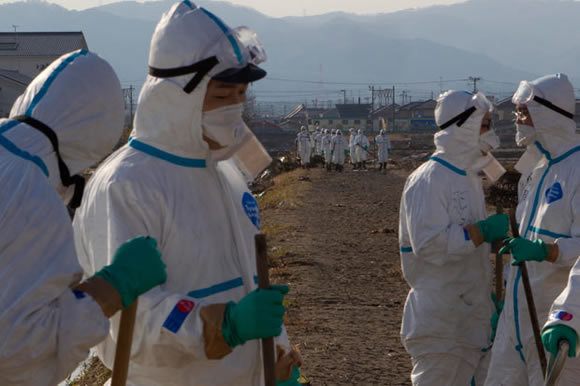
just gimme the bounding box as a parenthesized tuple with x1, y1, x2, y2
(0, 0, 468, 17)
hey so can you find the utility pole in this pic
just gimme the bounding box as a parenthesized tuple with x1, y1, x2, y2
(469, 76, 481, 93)
(340, 89, 347, 104)
(392, 85, 396, 131)
(369, 85, 375, 111)
(129, 85, 134, 129)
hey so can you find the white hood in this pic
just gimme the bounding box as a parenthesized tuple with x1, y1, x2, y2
(433, 90, 492, 171)
(0, 50, 124, 188)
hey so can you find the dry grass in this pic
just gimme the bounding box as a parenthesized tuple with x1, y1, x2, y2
(257, 169, 310, 210)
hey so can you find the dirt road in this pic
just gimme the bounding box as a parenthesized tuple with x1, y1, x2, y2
(261, 164, 412, 385)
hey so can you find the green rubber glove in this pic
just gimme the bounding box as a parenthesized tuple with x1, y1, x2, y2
(490, 293, 504, 342)
(498, 238, 549, 265)
(364, 145, 368, 151)
(95, 236, 167, 308)
(542, 325, 577, 358)
(222, 285, 289, 348)
(331, 151, 334, 156)
(344, 150, 348, 156)
(277, 366, 300, 386)
(477, 213, 509, 243)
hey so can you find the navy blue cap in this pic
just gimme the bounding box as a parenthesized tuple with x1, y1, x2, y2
(212, 63, 266, 83)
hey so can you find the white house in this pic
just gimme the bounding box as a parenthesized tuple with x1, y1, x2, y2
(0, 32, 88, 117)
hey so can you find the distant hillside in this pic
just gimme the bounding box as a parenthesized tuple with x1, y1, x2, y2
(0, 0, 562, 104)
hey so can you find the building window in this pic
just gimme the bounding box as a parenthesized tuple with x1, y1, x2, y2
(308, 119, 312, 124)
(354, 120, 361, 124)
(366, 120, 373, 124)
(342, 120, 349, 124)
(328, 120, 333, 124)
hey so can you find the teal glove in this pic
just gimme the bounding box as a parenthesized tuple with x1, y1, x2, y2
(364, 145, 368, 151)
(222, 285, 289, 348)
(331, 151, 334, 156)
(346, 149, 350, 154)
(542, 325, 577, 358)
(277, 366, 300, 386)
(490, 293, 504, 342)
(344, 150, 348, 156)
(498, 238, 549, 265)
(477, 213, 509, 243)
(95, 236, 167, 308)
(321, 151, 325, 156)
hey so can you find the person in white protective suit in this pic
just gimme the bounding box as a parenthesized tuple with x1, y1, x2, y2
(331, 129, 348, 172)
(322, 128, 333, 171)
(313, 127, 322, 156)
(296, 126, 311, 169)
(375, 129, 391, 172)
(349, 127, 358, 169)
(354, 128, 370, 170)
(73, 3, 302, 386)
(399, 90, 509, 386)
(0, 51, 167, 385)
(485, 74, 580, 386)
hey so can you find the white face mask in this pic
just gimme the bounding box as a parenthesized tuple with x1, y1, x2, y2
(515, 124, 537, 147)
(202, 103, 245, 147)
(479, 130, 501, 153)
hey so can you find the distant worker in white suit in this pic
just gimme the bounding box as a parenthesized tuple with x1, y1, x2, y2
(296, 126, 312, 169)
(375, 129, 392, 172)
(355, 128, 370, 170)
(331, 129, 348, 172)
(349, 127, 358, 169)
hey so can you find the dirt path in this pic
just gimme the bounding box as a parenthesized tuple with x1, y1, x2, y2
(262, 164, 412, 385)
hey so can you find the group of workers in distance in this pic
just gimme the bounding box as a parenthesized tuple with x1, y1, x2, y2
(400, 73, 580, 386)
(2, 1, 580, 386)
(296, 126, 392, 173)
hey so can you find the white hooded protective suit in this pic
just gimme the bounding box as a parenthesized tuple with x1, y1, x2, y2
(355, 130, 370, 162)
(313, 128, 322, 155)
(400, 91, 495, 386)
(322, 129, 332, 163)
(0, 50, 124, 385)
(331, 131, 348, 166)
(349, 129, 358, 164)
(375, 132, 391, 163)
(73, 3, 289, 386)
(486, 74, 580, 386)
(296, 128, 311, 165)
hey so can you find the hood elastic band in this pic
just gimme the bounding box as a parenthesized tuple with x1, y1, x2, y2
(149, 56, 219, 94)
(533, 96, 574, 120)
(12, 115, 85, 208)
(439, 106, 477, 130)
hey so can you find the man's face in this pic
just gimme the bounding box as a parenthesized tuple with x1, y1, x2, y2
(203, 80, 248, 112)
(514, 104, 534, 127)
(479, 111, 492, 135)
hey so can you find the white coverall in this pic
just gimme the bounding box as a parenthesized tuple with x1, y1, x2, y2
(296, 130, 311, 166)
(486, 74, 580, 386)
(331, 133, 348, 166)
(0, 51, 125, 385)
(349, 130, 358, 164)
(376, 134, 391, 163)
(312, 128, 321, 156)
(74, 4, 290, 386)
(355, 132, 370, 162)
(322, 131, 332, 164)
(400, 91, 495, 386)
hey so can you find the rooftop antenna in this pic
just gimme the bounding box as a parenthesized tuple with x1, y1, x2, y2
(12, 25, 19, 33)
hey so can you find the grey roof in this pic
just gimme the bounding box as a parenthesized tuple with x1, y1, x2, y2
(335, 103, 371, 118)
(0, 32, 87, 57)
(0, 68, 31, 85)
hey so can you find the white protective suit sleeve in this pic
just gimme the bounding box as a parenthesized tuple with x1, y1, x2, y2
(0, 161, 108, 385)
(75, 179, 211, 365)
(401, 172, 476, 264)
(544, 256, 580, 349)
(553, 186, 580, 267)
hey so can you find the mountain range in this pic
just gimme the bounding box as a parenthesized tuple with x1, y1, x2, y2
(0, 0, 577, 104)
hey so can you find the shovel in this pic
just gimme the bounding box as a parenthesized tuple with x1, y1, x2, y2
(509, 209, 547, 376)
(544, 340, 569, 386)
(110, 300, 138, 386)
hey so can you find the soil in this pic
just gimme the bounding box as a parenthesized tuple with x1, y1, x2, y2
(263, 163, 412, 386)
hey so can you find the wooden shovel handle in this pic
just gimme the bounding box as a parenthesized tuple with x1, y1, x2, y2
(111, 300, 138, 386)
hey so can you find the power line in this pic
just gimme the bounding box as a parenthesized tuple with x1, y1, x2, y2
(263, 76, 470, 86)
